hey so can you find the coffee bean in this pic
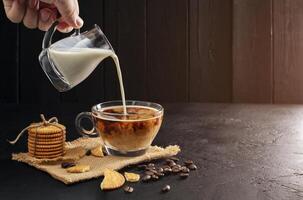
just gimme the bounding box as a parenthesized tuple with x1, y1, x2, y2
(169, 157, 180, 162)
(138, 164, 147, 170)
(175, 164, 182, 168)
(61, 162, 75, 169)
(145, 171, 155, 176)
(142, 175, 151, 182)
(148, 169, 158, 173)
(184, 160, 194, 165)
(146, 166, 156, 171)
(162, 165, 170, 169)
(172, 166, 181, 173)
(188, 164, 197, 170)
(123, 185, 134, 193)
(157, 167, 164, 173)
(85, 150, 91, 156)
(181, 167, 190, 173)
(179, 173, 189, 179)
(148, 163, 155, 168)
(162, 185, 171, 193)
(151, 174, 159, 180)
(156, 172, 165, 177)
(163, 167, 172, 174)
(168, 161, 176, 167)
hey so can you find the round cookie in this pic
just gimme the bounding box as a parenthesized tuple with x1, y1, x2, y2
(28, 132, 65, 139)
(33, 154, 64, 159)
(29, 146, 64, 153)
(29, 152, 64, 159)
(28, 142, 64, 149)
(28, 146, 64, 153)
(29, 148, 65, 156)
(28, 140, 64, 147)
(28, 135, 65, 143)
(28, 123, 65, 134)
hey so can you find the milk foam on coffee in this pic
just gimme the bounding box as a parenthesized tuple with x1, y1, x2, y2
(96, 105, 160, 121)
(48, 47, 127, 114)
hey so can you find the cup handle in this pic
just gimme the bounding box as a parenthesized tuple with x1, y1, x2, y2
(75, 112, 99, 137)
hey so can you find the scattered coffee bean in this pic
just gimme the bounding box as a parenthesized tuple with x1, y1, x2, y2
(148, 163, 155, 168)
(184, 160, 194, 165)
(156, 172, 165, 177)
(149, 169, 158, 173)
(85, 150, 91, 156)
(151, 174, 159, 181)
(145, 171, 155, 176)
(188, 164, 197, 170)
(142, 175, 151, 182)
(175, 164, 182, 168)
(179, 173, 189, 179)
(168, 161, 176, 167)
(162, 185, 171, 193)
(61, 162, 75, 169)
(169, 157, 180, 162)
(123, 185, 134, 193)
(157, 167, 164, 173)
(146, 166, 156, 171)
(138, 164, 147, 170)
(172, 167, 181, 173)
(181, 167, 190, 173)
(162, 165, 170, 169)
(163, 167, 172, 174)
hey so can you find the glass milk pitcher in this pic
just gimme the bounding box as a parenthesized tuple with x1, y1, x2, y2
(39, 22, 114, 92)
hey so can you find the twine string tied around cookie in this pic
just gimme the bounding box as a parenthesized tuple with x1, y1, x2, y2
(8, 114, 60, 145)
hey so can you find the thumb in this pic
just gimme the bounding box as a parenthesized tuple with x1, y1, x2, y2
(40, 0, 83, 28)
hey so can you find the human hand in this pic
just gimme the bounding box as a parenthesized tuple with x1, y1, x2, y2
(2, 0, 83, 32)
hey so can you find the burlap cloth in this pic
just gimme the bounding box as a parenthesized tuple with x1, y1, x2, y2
(12, 137, 180, 184)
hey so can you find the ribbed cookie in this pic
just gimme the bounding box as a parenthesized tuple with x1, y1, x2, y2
(28, 142, 64, 149)
(28, 123, 65, 134)
(29, 152, 64, 159)
(28, 140, 64, 147)
(28, 146, 64, 153)
(29, 148, 65, 156)
(28, 134, 65, 141)
(28, 132, 65, 139)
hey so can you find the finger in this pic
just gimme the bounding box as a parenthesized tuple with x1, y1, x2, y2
(3, 0, 26, 23)
(56, 21, 73, 33)
(23, 0, 39, 29)
(54, 0, 83, 28)
(38, 8, 57, 31)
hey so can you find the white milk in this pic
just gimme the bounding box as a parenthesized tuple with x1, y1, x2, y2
(48, 48, 127, 114)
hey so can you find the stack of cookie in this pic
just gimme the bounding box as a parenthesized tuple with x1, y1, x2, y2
(28, 122, 66, 159)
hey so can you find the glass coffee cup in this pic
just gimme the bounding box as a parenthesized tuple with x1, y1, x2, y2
(75, 100, 164, 156)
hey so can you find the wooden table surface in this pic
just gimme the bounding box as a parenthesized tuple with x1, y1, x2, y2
(1, 103, 303, 200)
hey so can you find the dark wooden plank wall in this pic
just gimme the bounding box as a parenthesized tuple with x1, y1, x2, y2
(234, 0, 303, 104)
(1, 0, 303, 104)
(233, 0, 273, 103)
(189, 0, 232, 102)
(273, 0, 303, 103)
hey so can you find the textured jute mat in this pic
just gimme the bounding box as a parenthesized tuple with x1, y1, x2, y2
(12, 137, 180, 184)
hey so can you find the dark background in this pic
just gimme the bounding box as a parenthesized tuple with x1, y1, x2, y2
(1, 0, 303, 105)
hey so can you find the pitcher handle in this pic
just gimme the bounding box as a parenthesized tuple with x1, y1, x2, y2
(42, 21, 81, 49)
(75, 112, 99, 137)
(42, 21, 59, 49)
